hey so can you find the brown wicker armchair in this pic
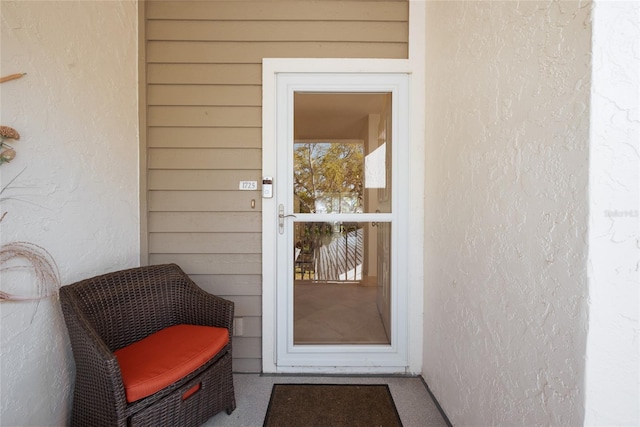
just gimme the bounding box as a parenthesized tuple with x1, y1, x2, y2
(59, 263, 236, 427)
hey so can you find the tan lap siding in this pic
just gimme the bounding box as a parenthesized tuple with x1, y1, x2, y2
(145, 0, 408, 373)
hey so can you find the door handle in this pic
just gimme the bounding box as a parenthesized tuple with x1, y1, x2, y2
(278, 204, 296, 235)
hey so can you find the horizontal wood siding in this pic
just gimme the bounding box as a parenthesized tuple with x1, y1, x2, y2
(149, 148, 261, 169)
(149, 212, 261, 232)
(148, 170, 263, 190)
(147, 21, 408, 42)
(149, 85, 261, 106)
(147, 1, 408, 21)
(149, 233, 261, 253)
(148, 128, 261, 148)
(148, 41, 407, 63)
(145, 0, 408, 372)
(148, 64, 262, 85)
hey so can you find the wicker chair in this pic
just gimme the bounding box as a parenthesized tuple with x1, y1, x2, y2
(59, 263, 236, 427)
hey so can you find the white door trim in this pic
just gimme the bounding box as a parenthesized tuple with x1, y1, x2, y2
(262, 57, 424, 374)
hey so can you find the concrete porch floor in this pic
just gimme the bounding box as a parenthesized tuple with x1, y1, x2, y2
(205, 373, 449, 427)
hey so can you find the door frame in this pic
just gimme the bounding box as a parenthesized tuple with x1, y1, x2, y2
(262, 58, 424, 374)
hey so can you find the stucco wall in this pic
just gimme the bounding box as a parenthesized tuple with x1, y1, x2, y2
(0, 1, 139, 425)
(423, 1, 591, 425)
(585, 1, 639, 425)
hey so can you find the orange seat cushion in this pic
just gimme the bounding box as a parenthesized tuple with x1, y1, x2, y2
(114, 324, 229, 403)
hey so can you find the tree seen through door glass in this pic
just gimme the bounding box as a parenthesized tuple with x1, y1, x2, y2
(293, 142, 363, 214)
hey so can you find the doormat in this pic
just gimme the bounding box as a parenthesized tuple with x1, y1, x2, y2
(263, 384, 403, 427)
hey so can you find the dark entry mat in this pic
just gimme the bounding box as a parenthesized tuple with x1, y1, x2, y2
(263, 383, 403, 427)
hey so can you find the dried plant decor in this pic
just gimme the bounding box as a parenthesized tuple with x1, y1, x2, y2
(1, 72, 61, 304)
(0, 242, 61, 301)
(0, 125, 20, 165)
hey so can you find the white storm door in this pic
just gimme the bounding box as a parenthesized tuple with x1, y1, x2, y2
(269, 72, 410, 372)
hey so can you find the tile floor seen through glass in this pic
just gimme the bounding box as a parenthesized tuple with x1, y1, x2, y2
(294, 282, 389, 345)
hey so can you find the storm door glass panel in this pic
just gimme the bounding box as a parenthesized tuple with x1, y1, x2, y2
(293, 221, 391, 345)
(291, 92, 393, 346)
(293, 93, 392, 215)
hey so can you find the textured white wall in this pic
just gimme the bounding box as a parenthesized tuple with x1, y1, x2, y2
(585, 1, 639, 425)
(423, 2, 591, 425)
(0, 1, 139, 425)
